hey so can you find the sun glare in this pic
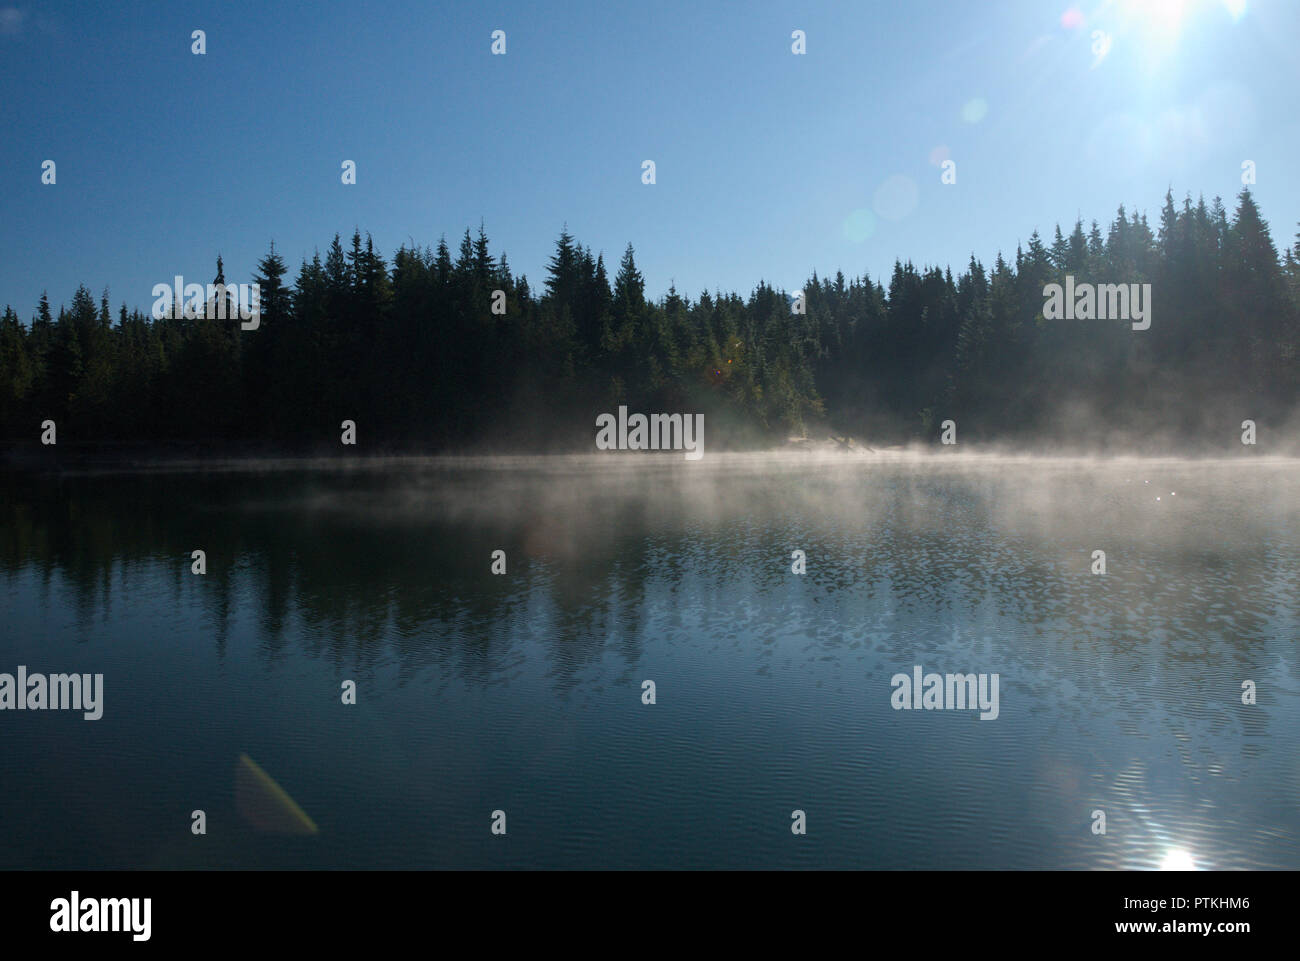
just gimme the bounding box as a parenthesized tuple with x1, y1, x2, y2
(1159, 848, 1197, 870)
(1146, 0, 1191, 29)
(1118, 0, 1192, 48)
(1113, 0, 1246, 42)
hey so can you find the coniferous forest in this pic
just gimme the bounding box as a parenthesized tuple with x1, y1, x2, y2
(1, 187, 1297, 455)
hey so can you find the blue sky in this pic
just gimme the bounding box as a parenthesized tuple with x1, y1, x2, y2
(1, 0, 1296, 318)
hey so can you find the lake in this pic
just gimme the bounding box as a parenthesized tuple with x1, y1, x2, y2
(1, 453, 1297, 869)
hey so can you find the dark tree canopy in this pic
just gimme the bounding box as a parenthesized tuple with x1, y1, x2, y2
(1, 188, 1297, 453)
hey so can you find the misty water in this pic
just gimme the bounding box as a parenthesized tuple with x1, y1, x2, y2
(1, 454, 1297, 870)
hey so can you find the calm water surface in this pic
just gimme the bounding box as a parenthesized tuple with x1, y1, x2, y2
(1, 454, 1297, 869)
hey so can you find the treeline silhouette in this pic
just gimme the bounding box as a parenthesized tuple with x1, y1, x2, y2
(1, 187, 1297, 452)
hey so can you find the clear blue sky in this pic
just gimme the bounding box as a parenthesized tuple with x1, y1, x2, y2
(2, 0, 1296, 318)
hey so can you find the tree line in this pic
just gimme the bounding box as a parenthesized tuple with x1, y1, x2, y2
(1, 187, 1296, 453)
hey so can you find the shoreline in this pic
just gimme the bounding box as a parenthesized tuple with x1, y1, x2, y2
(1, 438, 1290, 477)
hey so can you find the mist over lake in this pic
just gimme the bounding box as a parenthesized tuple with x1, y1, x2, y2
(2, 453, 1296, 869)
